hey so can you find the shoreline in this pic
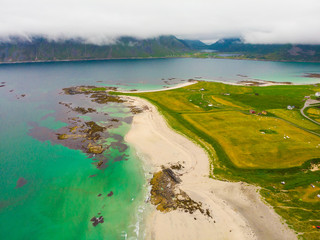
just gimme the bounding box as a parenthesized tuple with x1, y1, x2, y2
(120, 81, 197, 93)
(1, 56, 320, 65)
(119, 78, 319, 96)
(124, 95, 297, 240)
(0, 56, 179, 65)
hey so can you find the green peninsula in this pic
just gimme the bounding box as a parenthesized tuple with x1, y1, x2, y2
(122, 81, 320, 239)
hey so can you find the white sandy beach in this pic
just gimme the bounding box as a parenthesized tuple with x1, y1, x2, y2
(121, 81, 197, 93)
(124, 95, 297, 240)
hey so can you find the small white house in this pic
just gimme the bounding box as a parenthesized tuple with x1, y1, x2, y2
(287, 105, 295, 110)
(315, 92, 320, 97)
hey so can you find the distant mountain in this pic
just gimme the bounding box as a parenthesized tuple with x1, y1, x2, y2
(1, 35, 320, 63)
(208, 38, 320, 62)
(179, 39, 208, 50)
(0, 35, 192, 63)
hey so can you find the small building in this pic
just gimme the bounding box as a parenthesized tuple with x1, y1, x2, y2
(250, 110, 256, 114)
(200, 88, 205, 91)
(208, 104, 213, 107)
(287, 105, 295, 110)
(304, 96, 310, 99)
(315, 92, 320, 97)
(261, 111, 267, 115)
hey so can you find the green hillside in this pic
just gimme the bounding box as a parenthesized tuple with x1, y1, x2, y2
(0, 36, 192, 62)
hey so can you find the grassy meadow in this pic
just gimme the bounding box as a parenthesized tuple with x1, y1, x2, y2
(119, 81, 320, 239)
(305, 105, 320, 124)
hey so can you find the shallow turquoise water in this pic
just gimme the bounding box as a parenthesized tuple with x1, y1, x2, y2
(0, 58, 319, 240)
(0, 93, 147, 239)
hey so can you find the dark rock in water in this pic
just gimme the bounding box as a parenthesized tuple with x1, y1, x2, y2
(90, 93, 124, 104)
(92, 219, 99, 227)
(107, 191, 113, 197)
(89, 174, 97, 178)
(98, 216, 104, 223)
(97, 160, 104, 168)
(304, 73, 320, 78)
(0, 85, 5, 87)
(97, 193, 102, 197)
(15, 177, 27, 188)
(90, 216, 104, 227)
(73, 106, 97, 114)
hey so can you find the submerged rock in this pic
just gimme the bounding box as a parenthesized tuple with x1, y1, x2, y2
(73, 107, 96, 114)
(90, 216, 104, 227)
(90, 93, 124, 104)
(15, 177, 27, 188)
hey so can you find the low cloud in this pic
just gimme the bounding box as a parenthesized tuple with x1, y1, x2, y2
(0, 0, 319, 44)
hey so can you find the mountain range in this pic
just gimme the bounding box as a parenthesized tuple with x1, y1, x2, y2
(0, 36, 191, 63)
(207, 38, 320, 62)
(1, 35, 320, 63)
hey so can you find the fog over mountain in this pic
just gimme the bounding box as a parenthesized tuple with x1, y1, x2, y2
(1, 0, 319, 44)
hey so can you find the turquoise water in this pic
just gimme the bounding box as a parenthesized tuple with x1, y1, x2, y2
(0, 58, 320, 240)
(0, 91, 147, 239)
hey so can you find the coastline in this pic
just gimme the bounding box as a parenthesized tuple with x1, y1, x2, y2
(124, 96, 298, 240)
(1, 56, 320, 65)
(0, 56, 180, 65)
(120, 81, 197, 93)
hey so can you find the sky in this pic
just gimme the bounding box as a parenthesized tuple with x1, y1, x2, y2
(0, 0, 319, 44)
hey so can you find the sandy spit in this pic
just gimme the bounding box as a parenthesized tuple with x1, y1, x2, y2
(120, 81, 197, 93)
(124, 96, 297, 240)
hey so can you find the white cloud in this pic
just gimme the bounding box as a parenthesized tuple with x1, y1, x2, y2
(0, 0, 319, 44)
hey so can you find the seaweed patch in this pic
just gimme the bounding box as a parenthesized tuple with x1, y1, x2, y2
(28, 85, 134, 170)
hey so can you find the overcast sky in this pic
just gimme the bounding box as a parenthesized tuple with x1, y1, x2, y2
(0, 0, 319, 44)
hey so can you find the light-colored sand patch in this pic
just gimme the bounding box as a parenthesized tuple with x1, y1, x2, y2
(124, 96, 297, 240)
(121, 81, 196, 93)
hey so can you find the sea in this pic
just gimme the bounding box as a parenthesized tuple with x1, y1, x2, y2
(0, 58, 320, 240)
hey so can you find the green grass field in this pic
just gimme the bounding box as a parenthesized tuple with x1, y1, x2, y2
(306, 105, 320, 124)
(119, 81, 320, 239)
